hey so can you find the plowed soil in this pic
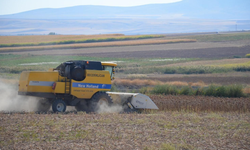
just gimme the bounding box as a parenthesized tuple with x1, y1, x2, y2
(82, 45, 250, 59)
(2, 40, 250, 59)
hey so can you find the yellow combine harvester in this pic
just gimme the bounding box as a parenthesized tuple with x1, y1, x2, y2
(18, 60, 158, 112)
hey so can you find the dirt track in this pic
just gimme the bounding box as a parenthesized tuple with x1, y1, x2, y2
(1, 40, 250, 58)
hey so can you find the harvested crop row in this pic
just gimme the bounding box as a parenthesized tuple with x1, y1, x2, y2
(0, 35, 165, 47)
(0, 39, 196, 52)
(0, 34, 125, 44)
(150, 95, 250, 112)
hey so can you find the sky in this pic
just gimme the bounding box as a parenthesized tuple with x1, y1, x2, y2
(0, 0, 182, 15)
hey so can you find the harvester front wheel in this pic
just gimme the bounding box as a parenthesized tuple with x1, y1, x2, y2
(88, 92, 113, 112)
(52, 99, 66, 112)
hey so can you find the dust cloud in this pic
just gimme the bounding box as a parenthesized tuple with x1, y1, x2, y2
(96, 102, 124, 114)
(0, 79, 40, 112)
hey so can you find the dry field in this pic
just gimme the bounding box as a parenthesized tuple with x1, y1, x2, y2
(113, 79, 209, 90)
(144, 74, 250, 85)
(0, 39, 249, 58)
(0, 95, 250, 150)
(113, 78, 250, 94)
(0, 34, 126, 44)
(0, 39, 196, 52)
(0, 110, 249, 150)
(0, 32, 249, 58)
(166, 58, 250, 67)
(2, 42, 248, 59)
(80, 45, 250, 59)
(115, 71, 250, 85)
(151, 95, 250, 112)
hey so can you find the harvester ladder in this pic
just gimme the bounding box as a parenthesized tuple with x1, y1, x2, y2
(65, 79, 71, 94)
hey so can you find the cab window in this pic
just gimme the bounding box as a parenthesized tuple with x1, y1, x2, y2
(103, 66, 114, 79)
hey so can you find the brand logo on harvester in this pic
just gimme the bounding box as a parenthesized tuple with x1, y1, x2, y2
(72, 83, 111, 89)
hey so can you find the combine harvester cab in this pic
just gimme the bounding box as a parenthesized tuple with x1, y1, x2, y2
(18, 60, 158, 112)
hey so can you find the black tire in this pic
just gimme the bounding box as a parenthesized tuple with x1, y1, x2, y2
(88, 92, 113, 112)
(52, 99, 67, 112)
(36, 99, 51, 112)
(75, 100, 89, 112)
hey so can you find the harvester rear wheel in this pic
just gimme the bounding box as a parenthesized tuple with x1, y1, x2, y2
(52, 99, 66, 112)
(88, 92, 113, 112)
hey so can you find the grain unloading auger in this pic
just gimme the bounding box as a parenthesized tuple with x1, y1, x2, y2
(18, 60, 158, 112)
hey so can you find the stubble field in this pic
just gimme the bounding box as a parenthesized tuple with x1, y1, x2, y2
(1, 111, 250, 150)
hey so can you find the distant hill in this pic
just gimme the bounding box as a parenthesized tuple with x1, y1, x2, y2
(0, 0, 249, 35)
(0, 0, 249, 20)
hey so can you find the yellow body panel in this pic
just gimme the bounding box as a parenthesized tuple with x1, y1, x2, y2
(27, 86, 52, 93)
(19, 72, 30, 92)
(54, 82, 65, 93)
(19, 71, 60, 93)
(19, 69, 112, 99)
(71, 70, 111, 99)
(28, 72, 58, 81)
